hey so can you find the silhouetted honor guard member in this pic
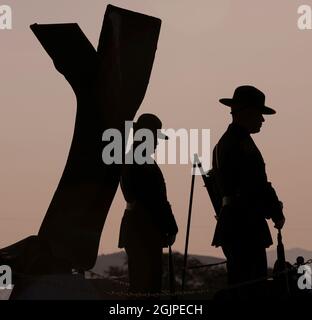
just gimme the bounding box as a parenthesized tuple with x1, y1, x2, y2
(118, 113, 178, 294)
(212, 86, 285, 285)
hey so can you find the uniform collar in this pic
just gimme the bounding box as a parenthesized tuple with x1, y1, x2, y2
(227, 123, 250, 138)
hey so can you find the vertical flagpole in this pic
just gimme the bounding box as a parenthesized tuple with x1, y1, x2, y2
(181, 156, 197, 292)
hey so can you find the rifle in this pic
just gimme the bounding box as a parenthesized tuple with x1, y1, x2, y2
(194, 154, 222, 217)
(182, 155, 221, 292)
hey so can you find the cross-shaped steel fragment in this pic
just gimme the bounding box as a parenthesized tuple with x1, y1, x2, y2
(29, 5, 161, 271)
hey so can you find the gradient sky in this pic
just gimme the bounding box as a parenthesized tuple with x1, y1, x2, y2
(0, 0, 311, 260)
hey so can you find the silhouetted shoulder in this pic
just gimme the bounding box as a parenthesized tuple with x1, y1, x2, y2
(213, 124, 249, 169)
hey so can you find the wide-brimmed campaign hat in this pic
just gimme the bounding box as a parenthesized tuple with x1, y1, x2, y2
(219, 85, 276, 115)
(134, 113, 169, 139)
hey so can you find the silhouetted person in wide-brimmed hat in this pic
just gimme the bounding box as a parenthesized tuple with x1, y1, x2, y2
(211, 85, 285, 285)
(118, 113, 178, 295)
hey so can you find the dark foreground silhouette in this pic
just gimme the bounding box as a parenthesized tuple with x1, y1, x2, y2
(210, 86, 286, 285)
(0, 5, 161, 298)
(118, 114, 178, 294)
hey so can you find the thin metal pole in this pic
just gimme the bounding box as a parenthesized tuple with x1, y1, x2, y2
(168, 245, 176, 297)
(181, 159, 197, 292)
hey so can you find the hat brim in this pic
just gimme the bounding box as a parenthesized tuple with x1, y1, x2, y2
(219, 98, 276, 115)
(134, 123, 169, 140)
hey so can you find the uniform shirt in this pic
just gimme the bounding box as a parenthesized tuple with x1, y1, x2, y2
(118, 160, 178, 248)
(211, 123, 284, 248)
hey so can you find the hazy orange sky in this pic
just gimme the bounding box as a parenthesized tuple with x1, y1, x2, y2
(1, 0, 312, 260)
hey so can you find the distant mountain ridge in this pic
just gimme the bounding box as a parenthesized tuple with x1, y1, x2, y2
(91, 251, 225, 275)
(92, 248, 312, 275)
(267, 247, 312, 266)
(1, 248, 311, 300)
